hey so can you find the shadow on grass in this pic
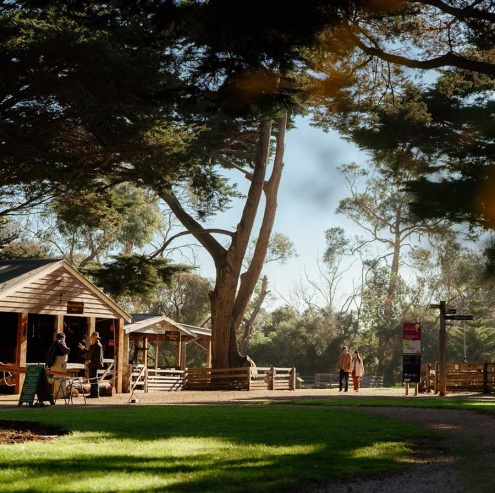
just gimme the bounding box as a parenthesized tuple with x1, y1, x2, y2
(0, 406, 430, 492)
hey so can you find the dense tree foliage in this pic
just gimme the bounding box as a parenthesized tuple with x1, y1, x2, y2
(0, 1, 346, 368)
(4, 0, 495, 375)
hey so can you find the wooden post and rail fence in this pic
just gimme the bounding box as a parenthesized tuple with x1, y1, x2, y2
(129, 365, 297, 392)
(421, 362, 495, 393)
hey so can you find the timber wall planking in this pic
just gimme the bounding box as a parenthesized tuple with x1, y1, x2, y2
(0, 268, 120, 319)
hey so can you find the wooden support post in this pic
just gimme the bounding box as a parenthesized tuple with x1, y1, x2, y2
(87, 317, 95, 341)
(54, 315, 64, 339)
(143, 336, 148, 393)
(426, 363, 432, 393)
(155, 333, 159, 369)
(206, 338, 212, 368)
(115, 318, 124, 394)
(439, 301, 447, 396)
(180, 339, 187, 370)
(483, 362, 489, 393)
(85, 317, 96, 383)
(405, 382, 409, 395)
(175, 335, 182, 369)
(15, 312, 28, 393)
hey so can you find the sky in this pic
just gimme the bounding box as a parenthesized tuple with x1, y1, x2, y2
(176, 115, 368, 309)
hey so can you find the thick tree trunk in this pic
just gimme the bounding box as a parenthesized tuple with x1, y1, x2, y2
(161, 113, 287, 369)
(377, 222, 402, 377)
(209, 265, 245, 368)
(239, 275, 269, 356)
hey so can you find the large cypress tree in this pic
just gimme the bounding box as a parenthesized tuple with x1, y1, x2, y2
(0, 1, 344, 368)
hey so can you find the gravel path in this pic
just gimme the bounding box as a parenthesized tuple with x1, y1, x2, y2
(1, 388, 494, 492)
(317, 406, 495, 493)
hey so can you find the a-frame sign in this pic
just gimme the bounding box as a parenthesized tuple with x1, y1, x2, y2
(18, 365, 55, 407)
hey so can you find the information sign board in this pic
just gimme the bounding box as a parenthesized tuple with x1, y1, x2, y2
(403, 354, 421, 383)
(403, 322, 422, 383)
(18, 365, 54, 407)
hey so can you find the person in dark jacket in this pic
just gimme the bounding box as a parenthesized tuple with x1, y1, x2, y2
(78, 331, 104, 398)
(46, 332, 71, 398)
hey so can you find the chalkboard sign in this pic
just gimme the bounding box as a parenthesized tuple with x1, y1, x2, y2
(18, 365, 55, 407)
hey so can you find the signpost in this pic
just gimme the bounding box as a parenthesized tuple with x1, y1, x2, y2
(429, 301, 473, 396)
(18, 365, 55, 407)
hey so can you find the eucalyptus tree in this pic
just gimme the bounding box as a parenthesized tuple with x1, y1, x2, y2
(313, 2, 495, 267)
(140, 272, 213, 327)
(238, 233, 297, 355)
(18, 184, 164, 267)
(248, 304, 350, 375)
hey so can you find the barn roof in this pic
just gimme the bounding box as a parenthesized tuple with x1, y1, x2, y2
(0, 259, 131, 321)
(125, 313, 211, 339)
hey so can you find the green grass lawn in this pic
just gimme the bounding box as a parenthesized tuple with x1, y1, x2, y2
(0, 403, 432, 493)
(281, 395, 495, 414)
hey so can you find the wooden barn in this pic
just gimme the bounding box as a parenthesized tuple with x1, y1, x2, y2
(0, 259, 131, 394)
(125, 314, 212, 391)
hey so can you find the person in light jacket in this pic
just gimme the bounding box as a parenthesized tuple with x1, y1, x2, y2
(352, 350, 365, 392)
(336, 346, 352, 392)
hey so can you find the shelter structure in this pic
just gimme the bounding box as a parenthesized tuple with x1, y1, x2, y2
(0, 259, 131, 394)
(125, 314, 212, 371)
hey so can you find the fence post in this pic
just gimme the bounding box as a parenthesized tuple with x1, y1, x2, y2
(434, 362, 439, 394)
(289, 368, 296, 390)
(484, 362, 489, 393)
(268, 366, 275, 390)
(426, 363, 432, 393)
(247, 367, 251, 391)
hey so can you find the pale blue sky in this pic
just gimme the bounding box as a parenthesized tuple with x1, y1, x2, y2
(179, 115, 368, 308)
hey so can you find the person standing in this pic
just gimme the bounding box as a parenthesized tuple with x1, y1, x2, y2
(46, 332, 70, 399)
(352, 350, 365, 392)
(78, 331, 104, 398)
(336, 346, 352, 392)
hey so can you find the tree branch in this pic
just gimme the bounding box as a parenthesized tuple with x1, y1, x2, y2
(150, 228, 234, 258)
(411, 0, 495, 23)
(354, 35, 495, 76)
(159, 191, 227, 264)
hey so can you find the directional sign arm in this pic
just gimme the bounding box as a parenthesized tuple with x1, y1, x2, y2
(445, 315, 474, 321)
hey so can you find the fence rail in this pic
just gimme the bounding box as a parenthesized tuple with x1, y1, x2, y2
(310, 373, 384, 389)
(184, 367, 251, 391)
(421, 362, 495, 393)
(250, 367, 296, 391)
(129, 366, 297, 392)
(131, 366, 185, 392)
